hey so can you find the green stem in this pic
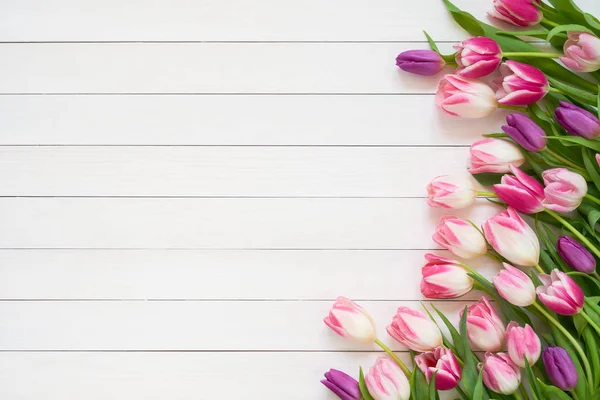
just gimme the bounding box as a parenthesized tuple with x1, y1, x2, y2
(580, 310, 600, 337)
(544, 148, 587, 173)
(545, 209, 600, 260)
(534, 263, 545, 274)
(499, 104, 528, 112)
(549, 87, 563, 94)
(585, 193, 600, 207)
(571, 390, 581, 400)
(374, 339, 411, 376)
(476, 191, 498, 197)
(593, 271, 600, 281)
(503, 51, 561, 58)
(512, 391, 522, 400)
(541, 17, 560, 28)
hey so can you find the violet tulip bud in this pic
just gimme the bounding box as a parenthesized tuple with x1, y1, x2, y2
(506, 322, 541, 368)
(495, 61, 549, 106)
(557, 236, 596, 273)
(469, 138, 525, 174)
(555, 101, 600, 139)
(387, 307, 443, 352)
(493, 263, 537, 307)
(542, 168, 588, 213)
(542, 347, 578, 391)
(483, 207, 540, 267)
(414, 347, 462, 391)
(427, 175, 477, 209)
(323, 297, 377, 343)
(502, 113, 547, 152)
(365, 357, 411, 400)
(321, 369, 361, 400)
(396, 50, 446, 76)
(454, 37, 502, 79)
(432, 216, 487, 259)
(463, 297, 506, 352)
(493, 165, 545, 214)
(436, 74, 497, 118)
(479, 353, 521, 395)
(488, 0, 543, 27)
(561, 32, 600, 73)
(421, 253, 474, 299)
(537, 269, 584, 316)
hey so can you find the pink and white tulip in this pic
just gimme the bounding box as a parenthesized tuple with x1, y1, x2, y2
(463, 297, 505, 352)
(365, 357, 411, 400)
(427, 175, 477, 209)
(421, 253, 474, 299)
(537, 269, 585, 316)
(432, 216, 487, 259)
(493, 263, 537, 307)
(488, 0, 543, 27)
(495, 61, 549, 106)
(479, 352, 522, 395)
(469, 138, 525, 174)
(387, 307, 443, 352)
(414, 347, 462, 391)
(542, 168, 588, 213)
(323, 297, 377, 343)
(454, 37, 502, 78)
(506, 322, 542, 368)
(493, 165, 545, 214)
(561, 32, 600, 72)
(436, 74, 497, 118)
(482, 207, 540, 267)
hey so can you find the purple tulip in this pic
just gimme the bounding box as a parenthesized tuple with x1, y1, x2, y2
(542, 347, 578, 391)
(396, 50, 445, 76)
(321, 369, 361, 400)
(557, 236, 596, 273)
(555, 101, 600, 139)
(502, 114, 547, 152)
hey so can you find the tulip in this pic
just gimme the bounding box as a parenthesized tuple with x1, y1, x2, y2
(542, 168, 588, 213)
(432, 216, 487, 259)
(488, 0, 543, 27)
(557, 236, 596, 273)
(324, 297, 377, 343)
(387, 307, 443, 352)
(537, 269, 584, 315)
(596, 153, 600, 168)
(365, 357, 411, 400)
(396, 50, 446, 76)
(501, 113, 547, 152)
(493, 165, 545, 214)
(463, 297, 505, 352)
(427, 175, 477, 209)
(454, 37, 502, 78)
(493, 263, 536, 307)
(421, 253, 474, 299)
(479, 352, 521, 395)
(469, 138, 525, 174)
(542, 347, 578, 391)
(482, 207, 540, 267)
(506, 322, 541, 368)
(554, 101, 600, 139)
(321, 369, 361, 400)
(414, 347, 462, 391)
(436, 74, 497, 118)
(495, 61, 549, 106)
(560, 32, 600, 73)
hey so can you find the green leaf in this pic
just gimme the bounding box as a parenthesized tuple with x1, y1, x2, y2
(359, 367, 376, 400)
(598, 85, 600, 120)
(428, 371, 438, 400)
(585, 13, 600, 32)
(549, 323, 588, 399)
(431, 303, 465, 358)
(441, 0, 484, 36)
(459, 307, 479, 397)
(409, 359, 429, 400)
(524, 359, 541, 399)
(582, 327, 600, 389)
(471, 172, 503, 187)
(582, 147, 600, 193)
(497, 29, 559, 39)
(546, 24, 594, 42)
(548, 77, 598, 104)
(473, 369, 484, 400)
(546, 136, 600, 152)
(423, 31, 440, 54)
(537, 378, 573, 400)
(420, 302, 456, 353)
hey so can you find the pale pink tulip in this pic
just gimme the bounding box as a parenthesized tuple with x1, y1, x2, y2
(469, 138, 525, 174)
(493, 165, 545, 214)
(387, 307, 443, 352)
(488, 0, 542, 27)
(561, 32, 600, 72)
(414, 347, 462, 391)
(421, 253, 474, 299)
(542, 168, 588, 213)
(495, 61, 549, 106)
(506, 322, 542, 368)
(537, 269, 585, 316)
(463, 297, 505, 352)
(454, 37, 502, 78)
(365, 357, 411, 400)
(432, 216, 487, 258)
(493, 263, 536, 307)
(323, 297, 377, 343)
(427, 175, 477, 209)
(436, 74, 497, 118)
(479, 352, 521, 395)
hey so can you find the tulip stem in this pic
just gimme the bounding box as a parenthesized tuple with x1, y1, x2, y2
(544, 210, 600, 260)
(580, 310, 600, 337)
(549, 87, 564, 94)
(544, 149, 587, 174)
(571, 390, 581, 400)
(585, 193, 600, 207)
(374, 339, 411, 377)
(476, 191, 498, 198)
(498, 104, 528, 112)
(541, 18, 560, 28)
(593, 272, 600, 281)
(534, 263, 544, 274)
(503, 51, 561, 59)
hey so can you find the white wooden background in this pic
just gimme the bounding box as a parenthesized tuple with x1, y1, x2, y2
(1, 1, 598, 399)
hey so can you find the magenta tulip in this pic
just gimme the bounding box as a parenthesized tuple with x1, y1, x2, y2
(493, 165, 545, 214)
(542, 168, 588, 212)
(365, 357, 411, 400)
(463, 297, 506, 352)
(432, 216, 487, 259)
(561, 32, 600, 72)
(436, 74, 497, 118)
(488, 0, 543, 27)
(469, 138, 525, 174)
(387, 307, 443, 352)
(454, 37, 502, 78)
(414, 347, 462, 391)
(396, 49, 446, 76)
(323, 297, 377, 343)
(506, 322, 541, 368)
(479, 353, 522, 395)
(427, 175, 477, 209)
(495, 61, 549, 106)
(537, 269, 584, 316)
(493, 263, 536, 307)
(421, 253, 474, 299)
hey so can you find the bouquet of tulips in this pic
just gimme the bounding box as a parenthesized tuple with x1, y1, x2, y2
(320, 0, 600, 399)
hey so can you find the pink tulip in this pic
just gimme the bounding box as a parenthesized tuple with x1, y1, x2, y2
(454, 37, 502, 78)
(365, 357, 411, 400)
(427, 175, 477, 209)
(488, 0, 543, 27)
(436, 74, 497, 118)
(323, 297, 377, 343)
(493, 165, 545, 214)
(479, 352, 522, 395)
(542, 168, 588, 213)
(537, 269, 584, 316)
(482, 207, 540, 267)
(596, 153, 600, 168)
(421, 253, 474, 299)
(495, 61, 549, 106)
(469, 138, 525, 174)
(432, 216, 487, 259)
(493, 263, 536, 307)
(387, 307, 443, 352)
(414, 347, 462, 391)
(506, 322, 542, 368)
(561, 32, 600, 72)
(463, 297, 505, 352)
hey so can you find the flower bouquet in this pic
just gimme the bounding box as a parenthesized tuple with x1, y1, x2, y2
(321, 0, 600, 399)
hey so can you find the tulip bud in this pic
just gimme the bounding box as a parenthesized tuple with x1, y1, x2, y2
(493, 165, 545, 214)
(396, 50, 446, 76)
(421, 253, 474, 299)
(436, 74, 497, 118)
(482, 207, 540, 267)
(463, 297, 505, 352)
(365, 357, 411, 400)
(432, 216, 487, 259)
(537, 269, 584, 315)
(321, 369, 361, 400)
(542, 347, 579, 391)
(542, 168, 588, 213)
(427, 175, 477, 209)
(502, 113, 547, 152)
(560, 32, 600, 73)
(479, 352, 522, 395)
(387, 307, 443, 352)
(558, 236, 596, 273)
(495, 61, 549, 106)
(506, 322, 541, 368)
(469, 138, 525, 175)
(454, 37, 502, 79)
(323, 297, 377, 343)
(488, 0, 543, 27)
(596, 153, 600, 168)
(554, 101, 600, 139)
(414, 347, 462, 391)
(493, 263, 536, 307)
